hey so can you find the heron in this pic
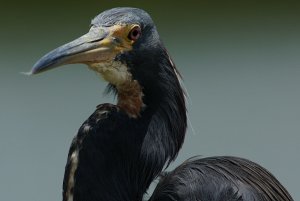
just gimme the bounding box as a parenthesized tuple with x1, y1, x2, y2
(30, 7, 293, 201)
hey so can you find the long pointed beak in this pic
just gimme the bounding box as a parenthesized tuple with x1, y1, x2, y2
(30, 27, 113, 74)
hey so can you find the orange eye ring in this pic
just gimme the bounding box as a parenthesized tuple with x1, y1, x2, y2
(128, 26, 141, 41)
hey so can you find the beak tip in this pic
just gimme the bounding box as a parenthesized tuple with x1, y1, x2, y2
(21, 63, 41, 76)
(29, 56, 55, 75)
(20, 71, 33, 76)
(27, 63, 41, 75)
(21, 61, 47, 76)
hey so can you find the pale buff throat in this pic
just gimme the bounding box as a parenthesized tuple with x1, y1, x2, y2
(89, 61, 144, 118)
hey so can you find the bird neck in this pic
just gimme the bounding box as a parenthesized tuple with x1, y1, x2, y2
(116, 79, 144, 118)
(89, 61, 144, 118)
(63, 51, 187, 201)
(139, 60, 187, 188)
(115, 47, 188, 200)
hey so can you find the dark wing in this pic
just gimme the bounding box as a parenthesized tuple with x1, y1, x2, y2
(62, 104, 118, 201)
(150, 156, 293, 201)
(62, 103, 162, 201)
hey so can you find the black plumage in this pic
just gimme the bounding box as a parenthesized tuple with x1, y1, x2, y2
(150, 156, 292, 201)
(31, 7, 293, 201)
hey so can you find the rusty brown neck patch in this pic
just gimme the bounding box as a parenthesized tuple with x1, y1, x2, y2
(116, 80, 144, 118)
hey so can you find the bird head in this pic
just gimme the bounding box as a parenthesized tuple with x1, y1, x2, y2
(31, 7, 162, 86)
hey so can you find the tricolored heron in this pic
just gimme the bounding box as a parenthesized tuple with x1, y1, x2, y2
(31, 7, 293, 201)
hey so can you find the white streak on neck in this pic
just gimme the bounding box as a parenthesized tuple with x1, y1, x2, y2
(66, 149, 79, 201)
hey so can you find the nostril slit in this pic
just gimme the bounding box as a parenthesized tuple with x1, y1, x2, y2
(113, 37, 121, 44)
(89, 38, 105, 43)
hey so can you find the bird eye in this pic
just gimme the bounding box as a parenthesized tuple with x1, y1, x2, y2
(128, 26, 141, 41)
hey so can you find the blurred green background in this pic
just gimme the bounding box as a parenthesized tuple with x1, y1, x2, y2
(0, 1, 299, 200)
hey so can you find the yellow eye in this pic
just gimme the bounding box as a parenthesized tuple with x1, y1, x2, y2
(128, 26, 141, 41)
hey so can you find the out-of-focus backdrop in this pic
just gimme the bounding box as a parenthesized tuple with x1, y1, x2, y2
(0, 1, 299, 200)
